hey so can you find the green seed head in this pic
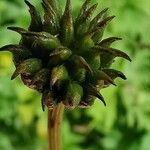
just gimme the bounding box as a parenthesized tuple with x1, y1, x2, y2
(0, 0, 131, 110)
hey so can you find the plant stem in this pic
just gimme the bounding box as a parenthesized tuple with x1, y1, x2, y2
(48, 103, 64, 150)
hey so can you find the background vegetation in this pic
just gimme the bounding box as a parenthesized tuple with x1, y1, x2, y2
(0, 0, 150, 150)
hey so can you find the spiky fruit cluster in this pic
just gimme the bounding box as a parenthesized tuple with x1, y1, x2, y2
(0, 0, 131, 110)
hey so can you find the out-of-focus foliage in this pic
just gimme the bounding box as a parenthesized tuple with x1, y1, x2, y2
(0, 0, 150, 150)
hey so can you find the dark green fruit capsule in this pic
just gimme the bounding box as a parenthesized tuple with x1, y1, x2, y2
(79, 35, 95, 52)
(21, 31, 61, 52)
(63, 82, 83, 109)
(73, 68, 87, 83)
(93, 70, 116, 87)
(11, 58, 42, 80)
(42, 0, 59, 34)
(60, 0, 74, 46)
(87, 85, 106, 106)
(92, 16, 115, 43)
(32, 68, 49, 91)
(25, 0, 42, 32)
(50, 65, 69, 88)
(48, 47, 72, 66)
(71, 55, 93, 75)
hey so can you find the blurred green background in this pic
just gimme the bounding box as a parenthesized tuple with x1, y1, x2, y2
(0, 0, 150, 150)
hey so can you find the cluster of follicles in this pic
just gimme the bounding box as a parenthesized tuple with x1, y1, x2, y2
(0, 0, 131, 110)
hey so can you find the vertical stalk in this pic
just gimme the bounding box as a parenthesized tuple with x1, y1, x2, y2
(48, 103, 64, 150)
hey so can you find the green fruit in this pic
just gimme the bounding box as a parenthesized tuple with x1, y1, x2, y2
(48, 46, 72, 67)
(50, 65, 69, 88)
(32, 68, 49, 91)
(11, 58, 42, 80)
(73, 68, 87, 83)
(63, 82, 83, 109)
(0, 0, 131, 110)
(60, 0, 74, 46)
